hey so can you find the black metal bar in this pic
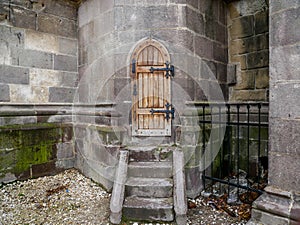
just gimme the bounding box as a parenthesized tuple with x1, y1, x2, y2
(247, 104, 251, 202)
(227, 104, 231, 196)
(237, 105, 240, 197)
(199, 120, 268, 127)
(258, 103, 262, 188)
(202, 175, 264, 194)
(132, 59, 136, 74)
(149, 61, 175, 78)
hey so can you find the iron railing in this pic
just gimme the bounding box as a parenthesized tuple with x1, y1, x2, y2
(198, 102, 268, 202)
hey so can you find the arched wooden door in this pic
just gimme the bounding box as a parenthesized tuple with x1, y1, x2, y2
(131, 39, 174, 136)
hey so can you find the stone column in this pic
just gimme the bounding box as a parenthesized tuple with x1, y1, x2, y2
(249, 1, 300, 224)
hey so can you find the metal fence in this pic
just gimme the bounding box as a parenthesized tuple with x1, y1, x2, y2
(199, 102, 269, 203)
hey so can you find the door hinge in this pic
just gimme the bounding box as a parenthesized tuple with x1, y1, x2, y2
(133, 83, 137, 96)
(149, 61, 175, 78)
(150, 102, 175, 121)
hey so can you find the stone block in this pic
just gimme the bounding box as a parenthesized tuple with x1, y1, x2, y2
(186, 7, 204, 34)
(270, 83, 300, 119)
(216, 63, 227, 83)
(269, 118, 300, 155)
(10, 84, 49, 103)
(234, 70, 255, 90)
(99, 0, 114, 13)
(11, 48, 53, 69)
(37, 13, 77, 38)
(230, 89, 267, 101)
(271, 0, 300, 14)
(187, 0, 198, 9)
(43, 0, 77, 20)
(10, 5, 36, 30)
(291, 193, 300, 222)
(213, 43, 227, 63)
(231, 33, 268, 55)
(268, 153, 300, 192)
(227, 63, 237, 85)
(246, 50, 269, 69)
(219, 1, 226, 25)
(56, 142, 74, 159)
(195, 36, 213, 60)
(0, 65, 29, 84)
(230, 15, 254, 38)
(215, 23, 226, 44)
(271, 45, 300, 82)
(0, 84, 9, 101)
(255, 68, 269, 89)
(255, 10, 268, 34)
(0, 24, 25, 47)
(54, 54, 77, 72)
(251, 208, 290, 225)
(271, 7, 300, 47)
(49, 87, 76, 102)
(93, 11, 114, 38)
(230, 55, 247, 70)
(25, 30, 59, 53)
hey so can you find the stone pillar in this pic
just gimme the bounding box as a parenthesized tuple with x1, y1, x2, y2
(249, 1, 300, 224)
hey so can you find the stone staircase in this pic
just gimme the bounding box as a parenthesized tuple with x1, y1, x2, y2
(110, 146, 187, 224)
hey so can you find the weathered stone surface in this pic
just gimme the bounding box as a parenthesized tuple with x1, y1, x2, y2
(195, 36, 213, 59)
(234, 70, 255, 90)
(271, 0, 300, 13)
(0, 84, 10, 102)
(54, 55, 77, 72)
(250, 208, 290, 225)
(271, 45, 300, 81)
(56, 142, 74, 159)
(269, 118, 300, 155)
(213, 43, 227, 63)
(227, 63, 237, 85)
(231, 89, 267, 101)
(11, 48, 53, 69)
(255, 10, 268, 34)
(37, 13, 77, 38)
(217, 63, 227, 83)
(255, 68, 269, 89)
(271, 7, 300, 47)
(270, 82, 300, 119)
(231, 33, 268, 55)
(268, 153, 300, 192)
(230, 55, 247, 70)
(230, 15, 254, 38)
(49, 87, 76, 102)
(43, 0, 77, 20)
(10, 5, 36, 30)
(186, 7, 204, 35)
(25, 30, 59, 53)
(10, 85, 49, 103)
(0, 25, 25, 47)
(0, 65, 29, 84)
(58, 37, 77, 56)
(246, 50, 269, 69)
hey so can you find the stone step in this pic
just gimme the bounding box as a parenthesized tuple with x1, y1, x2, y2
(123, 196, 174, 222)
(127, 161, 172, 178)
(125, 177, 173, 198)
(127, 146, 173, 162)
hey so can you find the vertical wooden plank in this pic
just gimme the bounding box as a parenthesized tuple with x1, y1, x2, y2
(148, 73, 154, 107)
(149, 114, 154, 129)
(142, 49, 147, 65)
(159, 114, 165, 129)
(153, 73, 159, 107)
(138, 73, 143, 108)
(144, 114, 149, 129)
(154, 114, 159, 129)
(143, 73, 148, 108)
(138, 114, 143, 129)
(158, 72, 164, 108)
(148, 45, 154, 65)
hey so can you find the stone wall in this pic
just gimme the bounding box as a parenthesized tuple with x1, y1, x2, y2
(249, 1, 300, 224)
(0, 0, 78, 103)
(227, 0, 269, 101)
(0, 104, 75, 184)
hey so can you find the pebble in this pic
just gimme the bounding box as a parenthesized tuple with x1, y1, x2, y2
(0, 169, 248, 225)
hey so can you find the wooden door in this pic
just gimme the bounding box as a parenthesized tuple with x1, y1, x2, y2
(131, 39, 172, 136)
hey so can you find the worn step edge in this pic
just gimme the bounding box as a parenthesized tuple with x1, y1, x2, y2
(126, 177, 173, 198)
(128, 161, 173, 178)
(123, 196, 174, 222)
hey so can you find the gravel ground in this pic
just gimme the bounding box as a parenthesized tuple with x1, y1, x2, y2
(0, 169, 248, 225)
